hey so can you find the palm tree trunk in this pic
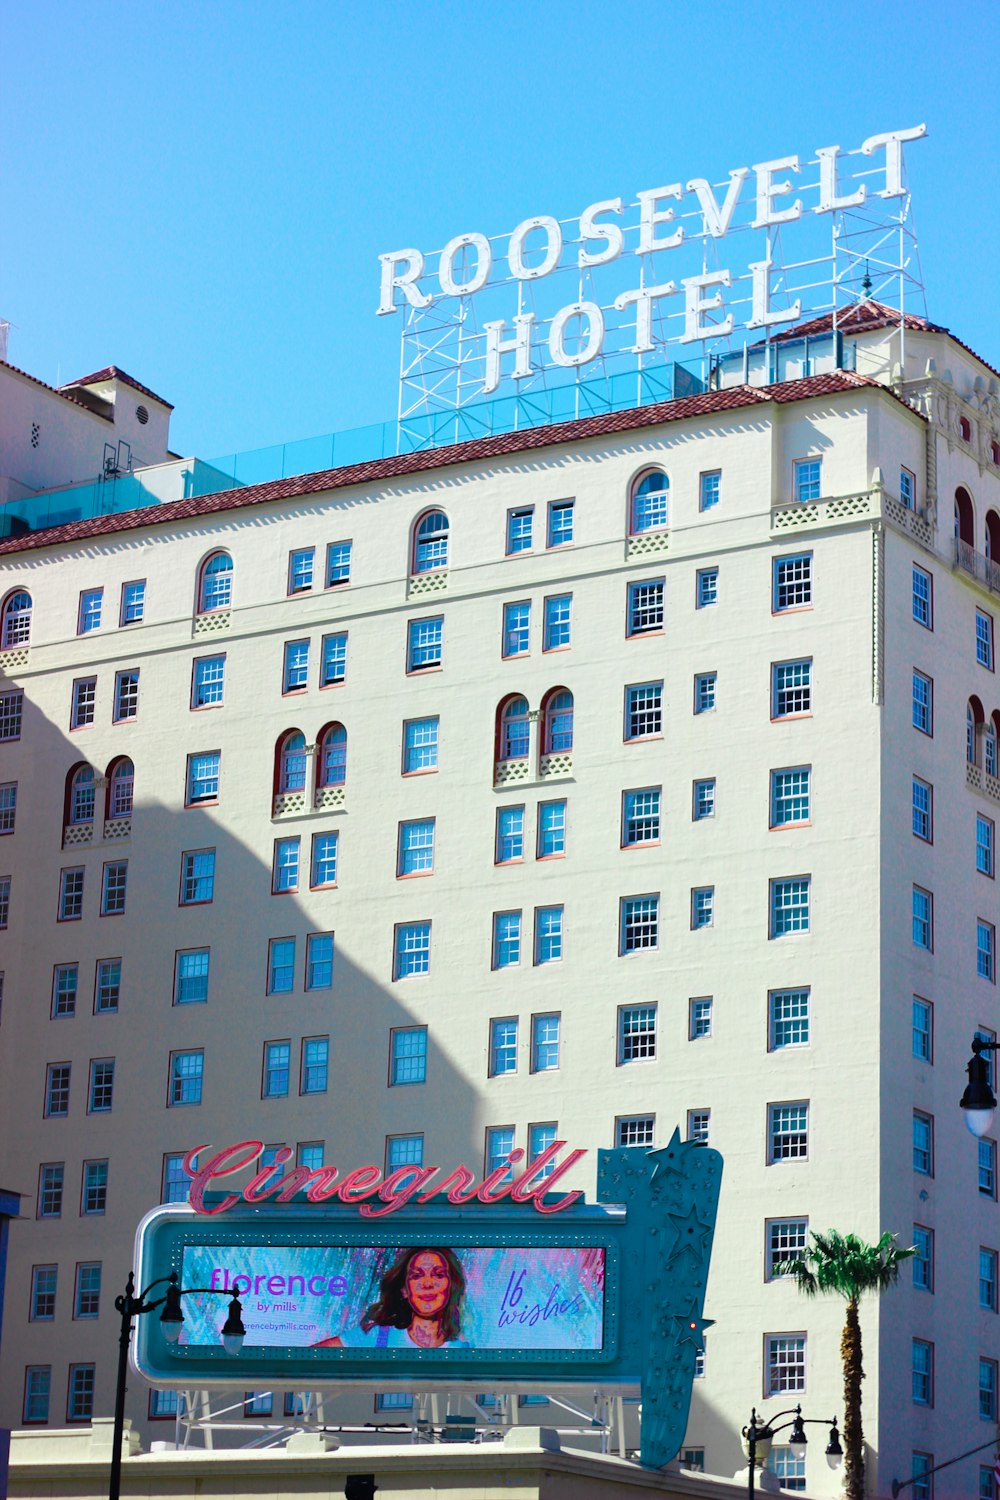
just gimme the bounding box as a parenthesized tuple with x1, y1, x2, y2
(841, 1295, 865, 1500)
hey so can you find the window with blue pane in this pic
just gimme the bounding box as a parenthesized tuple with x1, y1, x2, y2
(980, 1358, 997, 1420)
(693, 778, 716, 820)
(301, 1038, 329, 1094)
(977, 815, 995, 876)
(387, 1134, 424, 1170)
(403, 717, 438, 773)
(407, 616, 443, 671)
(535, 906, 563, 963)
(78, 588, 103, 634)
(496, 805, 524, 863)
(288, 548, 314, 594)
(690, 996, 713, 1039)
(170, 1052, 203, 1106)
(493, 911, 521, 968)
(978, 921, 995, 981)
(23, 1367, 51, 1423)
(82, 1160, 108, 1213)
(625, 682, 662, 739)
(192, 655, 225, 708)
(528, 1123, 557, 1174)
(531, 1013, 560, 1071)
(273, 837, 300, 893)
(912, 998, 932, 1061)
(771, 768, 810, 827)
(912, 778, 931, 841)
(911, 1226, 932, 1290)
(181, 849, 215, 904)
(547, 499, 574, 548)
(773, 554, 812, 611)
(912, 1112, 932, 1175)
(696, 568, 718, 608)
(121, 579, 145, 624)
(627, 578, 664, 636)
(911, 565, 931, 627)
(268, 938, 296, 995)
(623, 787, 660, 844)
(394, 921, 431, 978)
(793, 458, 821, 502)
(319, 631, 348, 687)
(912, 887, 932, 949)
(283, 640, 309, 692)
(298, 1145, 324, 1172)
(699, 471, 721, 511)
(769, 1448, 806, 1491)
(770, 879, 810, 937)
(310, 832, 338, 888)
(912, 672, 932, 733)
(694, 672, 717, 713)
(503, 602, 530, 658)
(186, 752, 220, 804)
(977, 610, 994, 669)
(772, 659, 811, 717)
(30, 1265, 57, 1320)
(264, 1041, 291, 1097)
(979, 1138, 997, 1198)
(979, 1248, 998, 1310)
(537, 800, 565, 857)
(769, 988, 810, 1049)
(485, 1125, 515, 1178)
(413, 511, 448, 573)
(399, 819, 435, 876)
(326, 541, 352, 587)
(630, 471, 669, 534)
(305, 932, 334, 991)
(75, 1262, 102, 1318)
(198, 553, 232, 612)
(162, 1154, 189, 1203)
(390, 1027, 427, 1086)
(490, 1018, 518, 1076)
(543, 594, 571, 650)
(506, 506, 533, 554)
(175, 949, 209, 1005)
(499, 696, 530, 761)
(691, 887, 714, 929)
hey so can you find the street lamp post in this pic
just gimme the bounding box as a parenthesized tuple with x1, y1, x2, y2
(741, 1405, 842, 1499)
(960, 1034, 1000, 1137)
(109, 1269, 245, 1500)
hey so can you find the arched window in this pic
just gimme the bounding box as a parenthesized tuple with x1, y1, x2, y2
(1, 590, 32, 648)
(412, 510, 449, 574)
(960, 416, 972, 442)
(498, 696, 530, 762)
(542, 688, 574, 754)
(987, 716, 999, 779)
(630, 471, 669, 535)
(277, 730, 307, 794)
(955, 487, 975, 548)
(68, 765, 96, 825)
(107, 758, 134, 820)
(317, 723, 347, 788)
(969, 697, 985, 766)
(198, 551, 233, 613)
(987, 511, 1000, 563)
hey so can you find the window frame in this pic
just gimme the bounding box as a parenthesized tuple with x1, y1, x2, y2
(626, 577, 665, 638)
(191, 654, 226, 710)
(767, 1101, 809, 1164)
(772, 553, 813, 614)
(406, 615, 443, 674)
(402, 716, 439, 775)
(771, 658, 812, 720)
(911, 564, 932, 629)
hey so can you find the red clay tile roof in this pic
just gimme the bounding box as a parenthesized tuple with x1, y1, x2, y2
(0, 359, 111, 419)
(60, 366, 174, 410)
(0, 370, 919, 558)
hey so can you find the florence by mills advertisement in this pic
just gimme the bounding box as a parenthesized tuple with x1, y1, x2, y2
(179, 1244, 606, 1352)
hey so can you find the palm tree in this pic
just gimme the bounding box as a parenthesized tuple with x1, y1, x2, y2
(777, 1230, 913, 1500)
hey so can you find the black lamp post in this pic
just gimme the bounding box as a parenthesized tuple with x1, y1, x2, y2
(110, 1269, 245, 1500)
(961, 1034, 1000, 1137)
(741, 1405, 842, 1498)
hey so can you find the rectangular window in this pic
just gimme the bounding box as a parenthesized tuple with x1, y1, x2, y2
(772, 659, 812, 718)
(71, 677, 98, 729)
(625, 682, 663, 740)
(912, 778, 932, 841)
(770, 878, 810, 937)
(150, 1390, 181, 1419)
(485, 1125, 515, 1178)
(263, 1041, 290, 1098)
(78, 588, 103, 634)
(699, 470, 721, 511)
(169, 1049, 204, 1106)
(297, 1143, 324, 1172)
(162, 1154, 189, 1204)
(978, 814, 996, 876)
(376, 1392, 413, 1413)
(288, 547, 315, 594)
(88, 1058, 114, 1113)
(543, 593, 572, 650)
(980, 1248, 998, 1311)
(694, 672, 717, 713)
(31, 1264, 57, 1322)
(900, 466, 916, 509)
(23, 1367, 51, 1424)
(52, 963, 78, 1018)
(623, 787, 661, 846)
(502, 601, 530, 658)
(693, 778, 716, 820)
(38, 1163, 64, 1218)
(44, 1063, 70, 1117)
(912, 886, 933, 950)
(0, 687, 23, 739)
(390, 1026, 427, 1086)
(616, 1115, 654, 1148)
(773, 553, 813, 612)
(272, 837, 300, 894)
(81, 1159, 108, 1214)
(180, 849, 215, 904)
(320, 631, 348, 687)
(913, 1111, 933, 1175)
(305, 932, 334, 991)
(766, 1334, 806, 1394)
(912, 565, 932, 627)
(192, 654, 225, 708)
(398, 819, 435, 876)
(113, 669, 139, 722)
(535, 905, 563, 964)
(407, 616, 443, 671)
(309, 832, 338, 889)
(283, 639, 309, 693)
(101, 860, 127, 916)
(489, 1017, 518, 1076)
(0, 781, 18, 835)
(547, 498, 574, 548)
(531, 1013, 560, 1071)
(386, 1134, 424, 1171)
(689, 996, 713, 1039)
(506, 506, 533, 555)
(981, 1360, 998, 1420)
(912, 998, 933, 1061)
(301, 1037, 329, 1094)
(59, 867, 84, 921)
(912, 1339, 933, 1405)
(912, 1225, 933, 1291)
(326, 540, 352, 587)
(979, 1138, 997, 1198)
(67, 1363, 96, 1421)
(793, 458, 821, 503)
(621, 894, 658, 953)
(691, 886, 714, 929)
(696, 567, 718, 608)
(0, 873, 9, 928)
(619, 1004, 656, 1063)
(528, 1122, 557, 1172)
(537, 800, 566, 858)
(175, 948, 209, 1005)
(978, 920, 996, 981)
(978, 610, 995, 670)
(769, 1103, 809, 1162)
(771, 767, 810, 827)
(403, 716, 439, 773)
(394, 921, 431, 978)
(75, 1263, 102, 1320)
(496, 805, 524, 864)
(766, 1218, 808, 1279)
(912, 671, 932, 734)
(493, 910, 521, 968)
(687, 1109, 710, 1144)
(186, 751, 220, 804)
(627, 579, 664, 636)
(267, 937, 296, 995)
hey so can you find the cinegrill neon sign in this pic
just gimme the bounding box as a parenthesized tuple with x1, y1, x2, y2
(377, 125, 926, 393)
(183, 1139, 586, 1219)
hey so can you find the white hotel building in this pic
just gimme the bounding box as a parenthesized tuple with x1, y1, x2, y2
(0, 304, 999, 1495)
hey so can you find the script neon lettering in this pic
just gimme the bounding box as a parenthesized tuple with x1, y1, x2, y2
(477, 1149, 526, 1203)
(184, 1139, 264, 1216)
(243, 1146, 294, 1202)
(336, 1165, 384, 1202)
(362, 1165, 441, 1218)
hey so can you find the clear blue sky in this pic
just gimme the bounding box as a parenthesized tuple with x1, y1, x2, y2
(3, 0, 998, 459)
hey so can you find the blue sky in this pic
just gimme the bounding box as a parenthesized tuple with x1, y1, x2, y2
(3, 1, 998, 459)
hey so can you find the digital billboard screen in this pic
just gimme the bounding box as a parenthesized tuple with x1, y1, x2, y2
(179, 1242, 605, 1353)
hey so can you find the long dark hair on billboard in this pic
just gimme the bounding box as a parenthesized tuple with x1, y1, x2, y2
(361, 1246, 466, 1342)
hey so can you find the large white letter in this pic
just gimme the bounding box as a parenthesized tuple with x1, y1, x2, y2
(637, 184, 684, 253)
(686, 169, 749, 239)
(377, 249, 431, 315)
(614, 282, 679, 353)
(548, 302, 605, 369)
(681, 270, 733, 343)
(752, 157, 802, 228)
(438, 233, 492, 297)
(860, 124, 928, 198)
(508, 217, 563, 280)
(747, 261, 802, 330)
(483, 314, 536, 393)
(814, 146, 865, 214)
(578, 198, 624, 268)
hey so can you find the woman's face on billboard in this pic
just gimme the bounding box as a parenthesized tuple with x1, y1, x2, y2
(405, 1251, 451, 1317)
